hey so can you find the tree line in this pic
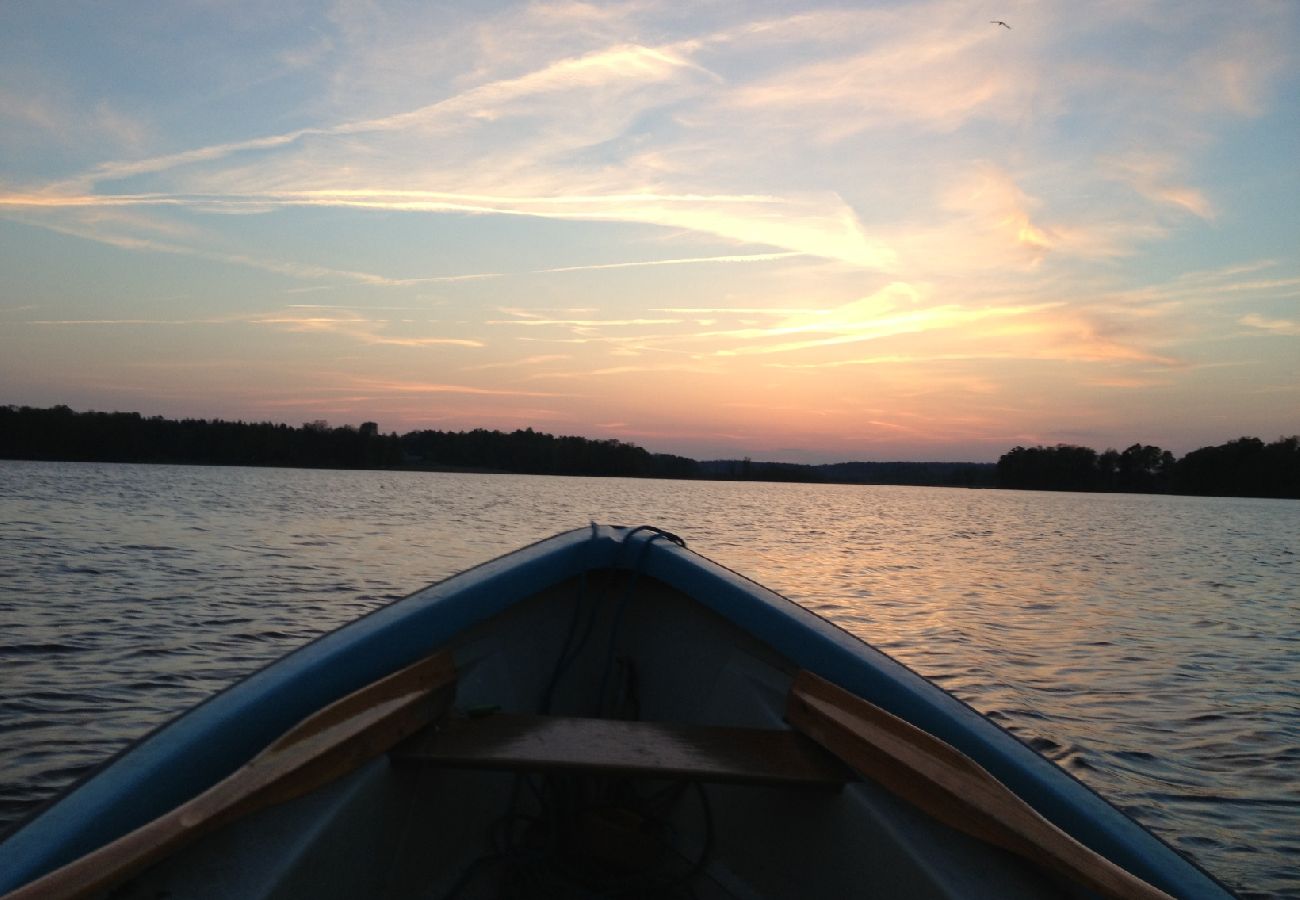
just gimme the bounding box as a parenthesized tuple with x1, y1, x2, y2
(2, 406, 1295, 497)
(400, 425, 698, 479)
(696, 458, 994, 488)
(996, 437, 1300, 498)
(0, 406, 696, 479)
(0, 405, 997, 487)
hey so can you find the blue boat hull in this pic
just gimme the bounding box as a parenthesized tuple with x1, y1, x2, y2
(0, 525, 1230, 898)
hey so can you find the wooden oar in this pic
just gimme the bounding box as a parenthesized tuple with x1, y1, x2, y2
(2, 650, 457, 900)
(786, 670, 1174, 900)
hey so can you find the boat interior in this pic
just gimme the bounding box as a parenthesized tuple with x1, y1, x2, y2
(107, 571, 1095, 900)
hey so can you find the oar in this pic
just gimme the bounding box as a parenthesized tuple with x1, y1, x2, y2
(786, 670, 1174, 900)
(3, 650, 457, 900)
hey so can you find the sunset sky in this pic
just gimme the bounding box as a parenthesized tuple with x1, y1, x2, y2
(2, 1, 1297, 462)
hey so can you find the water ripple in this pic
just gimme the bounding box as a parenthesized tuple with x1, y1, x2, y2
(0, 461, 1296, 896)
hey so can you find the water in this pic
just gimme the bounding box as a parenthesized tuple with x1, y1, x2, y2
(1, 460, 1297, 897)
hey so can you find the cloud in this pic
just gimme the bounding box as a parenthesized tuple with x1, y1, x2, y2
(526, 362, 718, 381)
(21, 1, 1279, 280)
(260, 190, 890, 268)
(0, 84, 152, 161)
(1104, 153, 1215, 220)
(484, 266, 1203, 371)
(4, 15, 900, 269)
(1239, 314, 1300, 336)
(538, 251, 803, 273)
(48, 41, 706, 193)
(935, 165, 1063, 265)
(1084, 376, 1174, 389)
(492, 314, 683, 328)
(287, 304, 434, 311)
(246, 309, 486, 348)
(26, 318, 224, 327)
(4, 0, 1297, 456)
(719, 27, 1019, 139)
(23, 307, 489, 353)
(6, 189, 887, 269)
(348, 378, 569, 398)
(462, 354, 572, 371)
(76, 131, 321, 189)
(0, 86, 65, 134)
(710, 301, 1061, 357)
(1, 203, 509, 286)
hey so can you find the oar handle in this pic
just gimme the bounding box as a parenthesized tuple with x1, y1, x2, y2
(3, 650, 456, 900)
(786, 670, 1174, 900)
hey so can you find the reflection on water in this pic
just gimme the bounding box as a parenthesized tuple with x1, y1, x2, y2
(1, 461, 1296, 896)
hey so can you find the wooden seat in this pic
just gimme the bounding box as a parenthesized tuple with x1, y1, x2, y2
(391, 712, 849, 787)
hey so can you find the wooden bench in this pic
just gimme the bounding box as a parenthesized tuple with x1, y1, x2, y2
(389, 670, 1176, 899)
(390, 712, 850, 787)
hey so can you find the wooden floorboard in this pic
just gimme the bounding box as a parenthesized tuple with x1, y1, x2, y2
(391, 713, 849, 787)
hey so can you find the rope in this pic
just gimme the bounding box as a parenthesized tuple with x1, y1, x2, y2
(444, 524, 709, 899)
(596, 527, 683, 718)
(442, 773, 714, 899)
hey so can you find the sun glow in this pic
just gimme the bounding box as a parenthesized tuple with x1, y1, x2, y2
(2, 2, 1297, 460)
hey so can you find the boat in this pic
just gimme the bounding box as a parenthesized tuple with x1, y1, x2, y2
(0, 524, 1232, 899)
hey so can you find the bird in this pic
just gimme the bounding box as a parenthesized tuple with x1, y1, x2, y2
(990, 20, 1011, 28)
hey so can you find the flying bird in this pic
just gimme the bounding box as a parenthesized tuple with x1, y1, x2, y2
(991, 20, 1011, 28)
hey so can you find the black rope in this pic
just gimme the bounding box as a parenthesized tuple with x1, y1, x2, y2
(596, 527, 682, 718)
(447, 525, 711, 898)
(443, 772, 714, 898)
(538, 565, 593, 715)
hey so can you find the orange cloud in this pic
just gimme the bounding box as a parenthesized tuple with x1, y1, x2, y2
(1104, 153, 1215, 220)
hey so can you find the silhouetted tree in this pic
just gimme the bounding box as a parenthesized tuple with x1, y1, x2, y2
(4, 405, 1294, 497)
(994, 435, 1296, 498)
(1172, 436, 1298, 498)
(996, 444, 1102, 491)
(1116, 443, 1175, 493)
(1098, 448, 1121, 491)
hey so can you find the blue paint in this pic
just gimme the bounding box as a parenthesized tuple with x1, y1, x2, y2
(0, 525, 1229, 898)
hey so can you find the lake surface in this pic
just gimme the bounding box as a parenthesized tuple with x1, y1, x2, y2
(1, 460, 1296, 897)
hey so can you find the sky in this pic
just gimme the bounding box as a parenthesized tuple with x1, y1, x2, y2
(1, 1, 1297, 463)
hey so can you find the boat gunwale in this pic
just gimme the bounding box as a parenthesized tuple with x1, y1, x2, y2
(638, 534, 1232, 900)
(0, 524, 1233, 899)
(0, 525, 609, 891)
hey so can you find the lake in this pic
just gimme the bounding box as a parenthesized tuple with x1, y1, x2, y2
(1, 460, 1296, 896)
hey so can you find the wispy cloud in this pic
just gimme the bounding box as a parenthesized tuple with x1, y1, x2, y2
(288, 304, 433, 311)
(22, 310, 486, 351)
(3, 18, 898, 268)
(463, 354, 572, 371)
(3, 0, 1296, 455)
(1104, 153, 1215, 220)
(0, 85, 152, 159)
(13, 1, 1275, 280)
(348, 378, 571, 398)
(2, 204, 506, 286)
(43, 41, 704, 193)
(26, 318, 225, 326)
(1239, 314, 1300, 336)
(537, 251, 803, 273)
(490, 314, 684, 328)
(245, 310, 486, 348)
(526, 362, 718, 381)
(719, 25, 1018, 138)
(709, 302, 1063, 358)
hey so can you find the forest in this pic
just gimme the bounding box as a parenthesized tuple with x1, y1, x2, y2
(995, 438, 1300, 498)
(0, 406, 695, 479)
(0, 405, 989, 487)
(2, 406, 1296, 497)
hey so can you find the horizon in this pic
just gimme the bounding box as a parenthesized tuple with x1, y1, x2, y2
(10, 402, 1292, 468)
(3, 2, 1298, 465)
